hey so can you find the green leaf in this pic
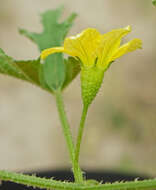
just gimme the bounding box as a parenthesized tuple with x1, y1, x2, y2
(0, 48, 52, 92)
(63, 57, 80, 89)
(39, 63, 52, 92)
(19, 7, 77, 51)
(15, 59, 40, 85)
(43, 53, 65, 91)
(0, 48, 36, 83)
(19, 7, 78, 91)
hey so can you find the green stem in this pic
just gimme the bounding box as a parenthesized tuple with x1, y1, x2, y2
(74, 105, 88, 175)
(0, 170, 156, 190)
(55, 90, 83, 183)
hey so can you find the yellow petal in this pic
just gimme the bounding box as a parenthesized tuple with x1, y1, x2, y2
(63, 28, 101, 67)
(97, 26, 131, 69)
(111, 38, 142, 61)
(41, 47, 65, 59)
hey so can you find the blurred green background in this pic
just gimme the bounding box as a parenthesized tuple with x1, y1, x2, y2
(0, 0, 156, 176)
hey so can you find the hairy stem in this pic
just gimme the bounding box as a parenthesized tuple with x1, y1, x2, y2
(74, 105, 88, 177)
(55, 90, 83, 183)
(0, 170, 156, 190)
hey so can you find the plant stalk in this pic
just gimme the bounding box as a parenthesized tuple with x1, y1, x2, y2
(55, 90, 83, 183)
(74, 105, 88, 174)
(0, 170, 156, 190)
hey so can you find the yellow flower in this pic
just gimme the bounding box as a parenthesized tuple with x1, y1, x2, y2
(41, 26, 142, 71)
(41, 26, 142, 106)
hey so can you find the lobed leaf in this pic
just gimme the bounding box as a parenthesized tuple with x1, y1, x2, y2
(19, 7, 78, 92)
(0, 7, 79, 93)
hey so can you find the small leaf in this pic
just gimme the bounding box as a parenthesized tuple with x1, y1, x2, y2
(84, 179, 99, 185)
(19, 7, 77, 91)
(63, 57, 80, 89)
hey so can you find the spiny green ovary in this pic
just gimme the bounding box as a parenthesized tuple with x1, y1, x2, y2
(81, 67, 104, 106)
